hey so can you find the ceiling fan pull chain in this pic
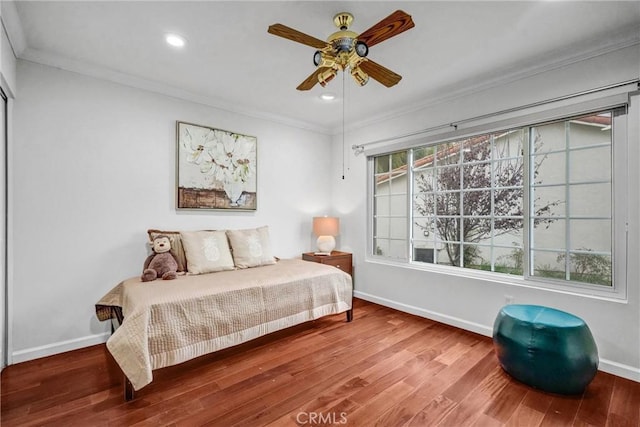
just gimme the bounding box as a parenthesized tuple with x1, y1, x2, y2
(342, 70, 346, 180)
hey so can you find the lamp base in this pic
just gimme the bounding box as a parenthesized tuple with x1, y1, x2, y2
(313, 252, 332, 256)
(316, 235, 336, 254)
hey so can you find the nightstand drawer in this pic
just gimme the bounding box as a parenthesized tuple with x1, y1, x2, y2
(321, 256, 351, 274)
(302, 251, 353, 276)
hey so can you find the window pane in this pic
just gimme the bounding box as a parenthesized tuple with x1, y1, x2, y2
(568, 252, 611, 286)
(532, 185, 565, 218)
(494, 157, 523, 187)
(570, 219, 611, 252)
(570, 147, 611, 183)
(494, 188, 523, 217)
(493, 230, 523, 249)
(374, 217, 390, 238)
(375, 195, 390, 215)
(532, 250, 566, 280)
(413, 218, 435, 241)
(375, 178, 392, 195)
(461, 218, 492, 245)
(463, 190, 491, 215)
(436, 193, 460, 215)
(414, 170, 434, 193)
(389, 240, 408, 259)
(375, 155, 390, 173)
(494, 246, 524, 275)
(374, 238, 389, 256)
(532, 123, 566, 153)
(413, 147, 435, 169)
(494, 129, 524, 159)
(414, 192, 434, 216)
(390, 194, 407, 216)
(463, 135, 491, 163)
(462, 162, 491, 189)
(436, 217, 460, 244)
(389, 218, 407, 239)
(533, 218, 566, 249)
(532, 152, 565, 185)
(437, 244, 459, 266)
(569, 112, 612, 148)
(437, 141, 461, 166)
(436, 165, 461, 190)
(570, 183, 611, 217)
(462, 244, 489, 269)
(392, 152, 407, 169)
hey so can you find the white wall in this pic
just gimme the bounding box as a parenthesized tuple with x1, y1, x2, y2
(10, 60, 333, 361)
(333, 45, 640, 380)
(0, 8, 17, 370)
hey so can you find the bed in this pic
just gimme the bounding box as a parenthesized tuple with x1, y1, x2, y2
(95, 254, 353, 401)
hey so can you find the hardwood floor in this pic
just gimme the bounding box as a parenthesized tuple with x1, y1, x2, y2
(2, 299, 639, 426)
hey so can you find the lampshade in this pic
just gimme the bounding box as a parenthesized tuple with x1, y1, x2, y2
(313, 217, 339, 237)
(313, 217, 339, 255)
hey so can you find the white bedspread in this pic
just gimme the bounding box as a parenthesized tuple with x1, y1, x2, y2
(95, 258, 352, 390)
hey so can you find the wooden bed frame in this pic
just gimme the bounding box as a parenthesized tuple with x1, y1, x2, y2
(110, 306, 353, 401)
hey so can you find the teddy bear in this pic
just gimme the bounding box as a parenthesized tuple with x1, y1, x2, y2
(141, 234, 179, 282)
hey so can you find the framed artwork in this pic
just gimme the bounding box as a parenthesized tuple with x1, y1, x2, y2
(176, 121, 257, 210)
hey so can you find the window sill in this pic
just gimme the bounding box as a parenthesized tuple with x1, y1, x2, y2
(364, 256, 628, 303)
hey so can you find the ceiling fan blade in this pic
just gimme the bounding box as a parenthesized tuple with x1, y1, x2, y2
(268, 23, 328, 49)
(357, 10, 415, 48)
(296, 67, 329, 91)
(359, 60, 402, 87)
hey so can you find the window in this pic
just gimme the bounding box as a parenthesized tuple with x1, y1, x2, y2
(370, 108, 625, 291)
(373, 152, 408, 259)
(529, 112, 614, 286)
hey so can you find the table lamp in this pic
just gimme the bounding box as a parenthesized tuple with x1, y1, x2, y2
(313, 216, 339, 255)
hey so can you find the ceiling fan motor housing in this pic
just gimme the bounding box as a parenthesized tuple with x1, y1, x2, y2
(333, 12, 354, 30)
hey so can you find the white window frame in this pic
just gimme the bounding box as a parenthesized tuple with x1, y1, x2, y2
(367, 91, 636, 301)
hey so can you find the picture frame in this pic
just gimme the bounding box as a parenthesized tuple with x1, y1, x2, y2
(176, 121, 257, 210)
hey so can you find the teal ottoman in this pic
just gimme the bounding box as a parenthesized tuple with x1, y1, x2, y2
(493, 304, 598, 395)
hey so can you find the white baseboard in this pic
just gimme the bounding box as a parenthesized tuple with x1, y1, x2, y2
(11, 332, 110, 364)
(599, 358, 640, 382)
(354, 290, 494, 337)
(354, 290, 640, 383)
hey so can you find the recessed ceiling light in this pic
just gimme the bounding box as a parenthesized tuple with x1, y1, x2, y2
(165, 33, 186, 48)
(320, 93, 336, 101)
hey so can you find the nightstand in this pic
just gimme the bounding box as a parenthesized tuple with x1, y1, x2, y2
(302, 251, 352, 276)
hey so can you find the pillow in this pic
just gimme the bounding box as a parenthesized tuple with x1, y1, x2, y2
(147, 229, 187, 272)
(179, 230, 235, 274)
(226, 226, 277, 269)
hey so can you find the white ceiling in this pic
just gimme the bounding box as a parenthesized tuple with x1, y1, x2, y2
(6, 1, 640, 133)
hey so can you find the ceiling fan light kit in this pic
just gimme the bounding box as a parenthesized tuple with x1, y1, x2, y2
(268, 10, 414, 91)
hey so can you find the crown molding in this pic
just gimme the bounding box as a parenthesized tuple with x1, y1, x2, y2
(340, 25, 640, 136)
(2, 0, 331, 134)
(19, 47, 333, 136)
(1, 1, 26, 57)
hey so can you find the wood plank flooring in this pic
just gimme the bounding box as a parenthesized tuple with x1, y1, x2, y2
(2, 299, 639, 426)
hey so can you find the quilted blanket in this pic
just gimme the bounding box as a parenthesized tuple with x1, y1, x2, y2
(95, 258, 352, 391)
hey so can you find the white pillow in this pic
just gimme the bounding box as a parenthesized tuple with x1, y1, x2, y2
(226, 226, 276, 268)
(180, 230, 235, 274)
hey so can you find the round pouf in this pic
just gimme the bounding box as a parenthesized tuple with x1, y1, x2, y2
(493, 304, 598, 395)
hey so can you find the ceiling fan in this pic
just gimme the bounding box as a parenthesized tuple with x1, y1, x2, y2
(268, 10, 415, 91)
